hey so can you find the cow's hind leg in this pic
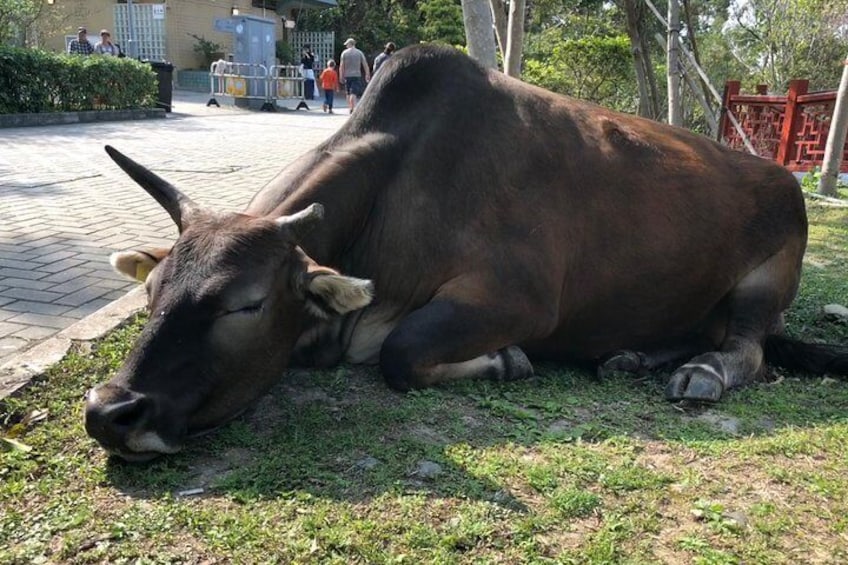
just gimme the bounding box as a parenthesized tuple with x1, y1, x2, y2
(666, 248, 801, 402)
(379, 299, 538, 391)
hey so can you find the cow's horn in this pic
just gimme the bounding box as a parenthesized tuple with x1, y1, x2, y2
(275, 203, 325, 239)
(105, 145, 198, 232)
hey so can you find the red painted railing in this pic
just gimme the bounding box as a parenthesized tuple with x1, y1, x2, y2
(719, 80, 848, 172)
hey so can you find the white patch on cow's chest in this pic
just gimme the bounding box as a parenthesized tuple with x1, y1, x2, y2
(342, 308, 400, 364)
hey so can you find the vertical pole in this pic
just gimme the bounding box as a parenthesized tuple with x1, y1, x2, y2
(818, 57, 848, 196)
(777, 79, 809, 168)
(718, 80, 740, 142)
(667, 0, 682, 126)
(127, 0, 137, 59)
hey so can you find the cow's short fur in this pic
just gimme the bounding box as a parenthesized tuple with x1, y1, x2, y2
(84, 44, 848, 461)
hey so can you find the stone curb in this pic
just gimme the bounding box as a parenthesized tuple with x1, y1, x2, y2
(0, 287, 146, 400)
(0, 108, 166, 129)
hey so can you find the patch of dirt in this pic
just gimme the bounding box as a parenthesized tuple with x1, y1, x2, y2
(186, 447, 255, 489)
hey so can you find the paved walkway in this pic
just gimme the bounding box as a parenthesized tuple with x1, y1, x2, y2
(0, 91, 347, 364)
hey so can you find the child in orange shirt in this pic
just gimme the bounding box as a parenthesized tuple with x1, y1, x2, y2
(320, 59, 339, 114)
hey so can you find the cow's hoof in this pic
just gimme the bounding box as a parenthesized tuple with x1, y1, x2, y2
(597, 350, 645, 378)
(500, 346, 534, 381)
(665, 364, 725, 402)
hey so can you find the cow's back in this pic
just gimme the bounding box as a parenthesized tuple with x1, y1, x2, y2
(254, 44, 807, 357)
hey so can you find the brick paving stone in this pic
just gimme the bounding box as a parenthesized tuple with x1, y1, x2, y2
(52, 285, 113, 307)
(64, 298, 114, 319)
(33, 258, 87, 274)
(0, 258, 36, 270)
(0, 336, 28, 356)
(0, 268, 48, 281)
(6, 312, 79, 329)
(29, 244, 73, 258)
(0, 278, 56, 291)
(90, 277, 132, 290)
(13, 326, 57, 340)
(3, 301, 72, 316)
(47, 276, 104, 294)
(103, 289, 132, 301)
(32, 250, 79, 263)
(0, 321, 28, 338)
(0, 288, 64, 303)
(39, 267, 94, 284)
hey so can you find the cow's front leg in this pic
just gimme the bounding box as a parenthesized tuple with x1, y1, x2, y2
(379, 299, 535, 390)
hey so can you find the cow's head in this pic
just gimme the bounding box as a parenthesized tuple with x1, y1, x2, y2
(84, 146, 373, 462)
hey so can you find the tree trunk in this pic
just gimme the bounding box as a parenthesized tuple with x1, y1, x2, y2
(818, 57, 848, 196)
(489, 0, 507, 57)
(681, 0, 713, 115)
(504, 0, 525, 77)
(461, 0, 498, 70)
(667, 0, 682, 126)
(622, 0, 653, 118)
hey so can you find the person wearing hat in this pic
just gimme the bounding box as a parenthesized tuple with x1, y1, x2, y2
(373, 42, 396, 75)
(94, 30, 122, 57)
(68, 27, 94, 56)
(338, 37, 370, 113)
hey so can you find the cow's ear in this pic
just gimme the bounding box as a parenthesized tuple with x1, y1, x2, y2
(110, 248, 170, 282)
(302, 269, 374, 319)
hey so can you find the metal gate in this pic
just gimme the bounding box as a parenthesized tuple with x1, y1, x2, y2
(113, 3, 167, 61)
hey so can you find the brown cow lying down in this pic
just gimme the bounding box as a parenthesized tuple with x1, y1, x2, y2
(84, 44, 848, 461)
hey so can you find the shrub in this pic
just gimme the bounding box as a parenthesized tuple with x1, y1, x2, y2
(0, 46, 157, 114)
(189, 33, 224, 68)
(275, 39, 294, 65)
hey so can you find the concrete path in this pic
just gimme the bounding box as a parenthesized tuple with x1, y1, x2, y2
(0, 91, 347, 364)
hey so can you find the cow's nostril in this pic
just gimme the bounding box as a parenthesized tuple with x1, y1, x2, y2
(85, 387, 152, 449)
(109, 399, 149, 429)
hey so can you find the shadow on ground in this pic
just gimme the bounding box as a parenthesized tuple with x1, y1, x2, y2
(102, 345, 848, 506)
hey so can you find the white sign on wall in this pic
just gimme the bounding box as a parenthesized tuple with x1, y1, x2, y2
(152, 4, 165, 20)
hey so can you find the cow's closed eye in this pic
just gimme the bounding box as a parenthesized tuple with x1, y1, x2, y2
(223, 300, 265, 317)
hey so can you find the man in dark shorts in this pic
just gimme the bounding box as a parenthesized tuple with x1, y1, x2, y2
(338, 37, 371, 113)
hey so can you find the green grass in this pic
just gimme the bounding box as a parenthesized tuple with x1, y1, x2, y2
(1, 201, 847, 563)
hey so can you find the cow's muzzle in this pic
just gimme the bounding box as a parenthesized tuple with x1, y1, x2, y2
(84, 384, 182, 461)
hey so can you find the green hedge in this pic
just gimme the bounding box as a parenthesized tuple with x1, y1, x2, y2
(0, 46, 158, 114)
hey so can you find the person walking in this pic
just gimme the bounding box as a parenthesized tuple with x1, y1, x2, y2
(373, 42, 396, 74)
(68, 27, 94, 56)
(338, 37, 370, 113)
(320, 59, 340, 114)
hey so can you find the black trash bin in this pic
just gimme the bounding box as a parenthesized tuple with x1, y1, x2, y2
(148, 61, 175, 112)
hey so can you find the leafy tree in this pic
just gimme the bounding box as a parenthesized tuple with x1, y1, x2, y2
(522, 1, 639, 111)
(0, 0, 42, 46)
(723, 0, 848, 90)
(523, 33, 637, 112)
(421, 0, 465, 45)
(296, 0, 424, 58)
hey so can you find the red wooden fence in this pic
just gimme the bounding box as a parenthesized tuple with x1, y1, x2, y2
(719, 79, 848, 173)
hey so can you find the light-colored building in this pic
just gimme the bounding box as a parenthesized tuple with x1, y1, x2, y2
(41, 0, 335, 72)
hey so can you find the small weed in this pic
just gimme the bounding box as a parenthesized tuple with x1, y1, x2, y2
(549, 487, 600, 519)
(691, 500, 746, 535)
